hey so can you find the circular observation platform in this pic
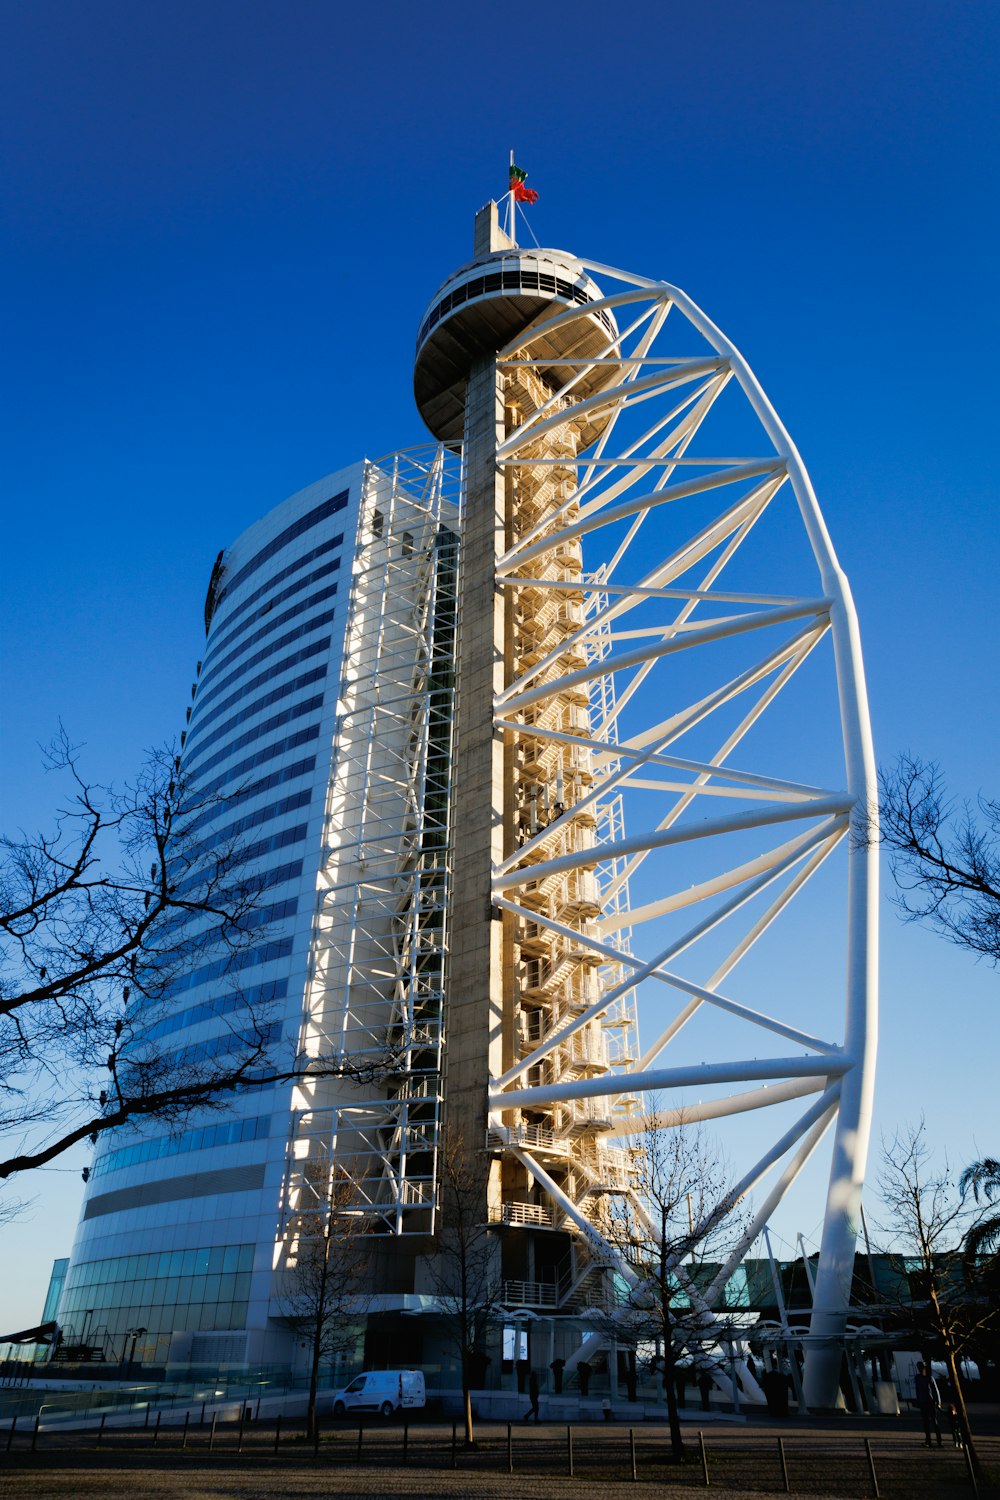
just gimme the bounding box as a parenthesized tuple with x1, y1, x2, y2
(414, 249, 620, 443)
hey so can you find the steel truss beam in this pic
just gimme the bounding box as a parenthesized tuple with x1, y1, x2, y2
(485, 266, 877, 1409)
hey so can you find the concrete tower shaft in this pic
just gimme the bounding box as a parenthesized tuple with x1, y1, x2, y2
(417, 205, 638, 1304)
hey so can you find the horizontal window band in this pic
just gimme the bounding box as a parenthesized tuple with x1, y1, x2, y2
(83, 1164, 267, 1220)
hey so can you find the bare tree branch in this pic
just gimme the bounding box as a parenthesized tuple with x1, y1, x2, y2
(601, 1109, 750, 1460)
(277, 1170, 372, 1439)
(0, 732, 390, 1197)
(873, 755, 1000, 965)
(872, 1121, 999, 1473)
(424, 1130, 504, 1446)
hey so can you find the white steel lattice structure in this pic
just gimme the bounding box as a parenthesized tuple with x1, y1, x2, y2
(414, 202, 878, 1409)
(61, 203, 876, 1394)
(282, 450, 460, 1244)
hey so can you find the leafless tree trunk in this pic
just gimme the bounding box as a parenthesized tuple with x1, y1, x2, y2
(875, 1122, 998, 1475)
(279, 1171, 372, 1441)
(426, 1131, 502, 1446)
(603, 1111, 747, 1461)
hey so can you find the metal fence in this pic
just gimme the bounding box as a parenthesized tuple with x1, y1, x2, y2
(4, 1414, 992, 1497)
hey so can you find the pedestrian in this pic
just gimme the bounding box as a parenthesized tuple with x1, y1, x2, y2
(523, 1369, 540, 1422)
(945, 1402, 964, 1448)
(914, 1361, 943, 1447)
(674, 1364, 687, 1411)
(578, 1360, 592, 1398)
(698, 1370, 712, 1412)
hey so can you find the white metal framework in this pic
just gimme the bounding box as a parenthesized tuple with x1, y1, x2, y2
(483, 260, 878, 1407)
(282, 449, 460, 1242)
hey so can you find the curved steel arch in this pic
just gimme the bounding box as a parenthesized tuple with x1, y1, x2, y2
(485, 260, 878, 1408)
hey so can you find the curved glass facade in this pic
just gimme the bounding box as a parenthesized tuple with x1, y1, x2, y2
(63, 463, 365, 1369)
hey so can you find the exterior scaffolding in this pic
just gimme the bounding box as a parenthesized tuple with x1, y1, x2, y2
(282, 447, 460, 1243)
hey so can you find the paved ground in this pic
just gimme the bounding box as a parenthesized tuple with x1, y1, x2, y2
(2, 1411, 997, 1499)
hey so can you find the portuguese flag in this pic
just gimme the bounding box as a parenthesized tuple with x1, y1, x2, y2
(509, 163, 539, 204)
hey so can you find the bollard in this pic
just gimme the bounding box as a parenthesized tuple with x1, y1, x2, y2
(238, 1406, 245, 1454)
(451, 1421, 457, 1468)
(778, 1436, 790, 1493)
(629, 1426, 637, 1482)
(507, 1420, 513, 1473)
(5, 1416, 15, 1453)
(698, 1429, 710, 1487)
(182, 1412, 189, 1451)
(356, 1422, 363, 1464)
(963, 1441, 980, 1500)
(273, 1413, 282, 1454)
(31, 1412, 40, 1452)
(864, 1437, 880, 1499)
(567, 1424, 574, 1477)
(153, 1411, 161, 1446)
(403, 1422, 408, 1462)
(209, 1412, 217, 1451)
(96, 1414, 106, 1448)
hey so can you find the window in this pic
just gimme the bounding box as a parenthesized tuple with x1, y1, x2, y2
(91, 1114, 272, 1180)
(139, 978, 289, 1043)
(163, 937, 293, 999)
(185, 699, 324, 780)
(199, 600, 338, 696)
(185, 670, 327, 766)
(205, 565, 340, 666)
(216, 491, 348, 604)
(191, 727, 320, 799)
(178, 759, 315, 843)
(188, 648, 330, 744)
(502, 1327, 529, 1362)
(176, 787, 311, 866)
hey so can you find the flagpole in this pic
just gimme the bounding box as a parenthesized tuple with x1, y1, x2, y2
(508, 148, 517, 247)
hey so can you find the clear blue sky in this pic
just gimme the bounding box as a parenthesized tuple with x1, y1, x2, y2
(1, 0, 997, 1333)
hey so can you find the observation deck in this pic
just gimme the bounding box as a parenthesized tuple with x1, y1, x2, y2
(414, 244, 619, 443)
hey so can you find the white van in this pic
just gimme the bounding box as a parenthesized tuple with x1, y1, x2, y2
(332, 1369, 426, 1418)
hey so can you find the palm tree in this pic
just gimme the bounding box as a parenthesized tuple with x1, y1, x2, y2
(960, 1157, 1000, 1266)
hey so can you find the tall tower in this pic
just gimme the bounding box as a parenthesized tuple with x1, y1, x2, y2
(413, 204, 641, 1302)
(412, 201, 878, 1408)
(57, 202, 877, 1410)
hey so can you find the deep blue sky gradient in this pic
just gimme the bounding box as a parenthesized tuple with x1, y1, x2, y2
(1, 0, 998, 1330)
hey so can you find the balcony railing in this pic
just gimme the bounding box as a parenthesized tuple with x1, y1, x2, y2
(501, 1279, 559, 1307)
(491, 1200, 556, 1228)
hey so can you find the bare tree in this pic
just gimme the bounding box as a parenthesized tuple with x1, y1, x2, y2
(875, 755, 1000, 965)
(426, 1131, 504, 1446)
(0, 732, 388, 1197)
(279, 1170, 372, 1440)
(875, 1122, 999, 1472)
(603, 1113, 748, 1460)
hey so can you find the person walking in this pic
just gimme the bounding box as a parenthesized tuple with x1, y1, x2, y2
(914, 1361, 943, 1447)
(523, 1369, 540, 1422)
